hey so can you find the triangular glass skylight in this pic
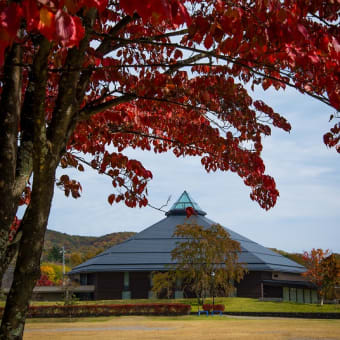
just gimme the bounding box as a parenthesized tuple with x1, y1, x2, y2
(166, 191, 206, 216)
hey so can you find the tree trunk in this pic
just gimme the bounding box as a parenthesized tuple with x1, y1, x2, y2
(0, 164, 56, 340)
(0, 243, 19, 286)
(0, 43, 22, 265)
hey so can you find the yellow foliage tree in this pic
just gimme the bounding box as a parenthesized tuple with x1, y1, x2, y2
(41, 262, 70, 285)
(40, 265, 56, 283)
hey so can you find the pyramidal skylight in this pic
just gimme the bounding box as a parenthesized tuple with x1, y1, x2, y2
(166, 191, 206, 216)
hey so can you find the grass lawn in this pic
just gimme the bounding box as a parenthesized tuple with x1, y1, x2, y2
(17, 297, 340, 313)
(23, 315, 340, 340)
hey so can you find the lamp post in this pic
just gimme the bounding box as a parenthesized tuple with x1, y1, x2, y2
(211, 271, 215, 312)
(60, 246, 66, 286)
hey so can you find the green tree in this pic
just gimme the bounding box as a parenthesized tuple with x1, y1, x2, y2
(47, 246, 62, 263)
(171, 224, 246, 305)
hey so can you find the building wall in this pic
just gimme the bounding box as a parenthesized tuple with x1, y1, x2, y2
(130, 272, 151, 299)
(89, 270, 309, 301)
(263, 285, 283, 298)
(272, 272, 307, 282)
(94, 272, 124, 300)
(235, 271, 272, 298)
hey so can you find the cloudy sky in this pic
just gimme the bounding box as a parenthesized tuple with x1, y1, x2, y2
(47, 86, 340, 254)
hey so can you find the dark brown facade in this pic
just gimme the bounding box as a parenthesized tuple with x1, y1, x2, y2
(94, 272, 124, 300)
(235, 271, 272, 298)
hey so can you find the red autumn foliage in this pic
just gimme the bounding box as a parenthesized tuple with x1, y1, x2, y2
(0, 303, 191, 318)
(36, 274, 54, 287)
(8, 216, 20, 243)
(202, 304, 225, 312)
(302, 249, 339, 303)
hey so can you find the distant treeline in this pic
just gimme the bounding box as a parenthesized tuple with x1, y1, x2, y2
(270, 248, 340, 267)
(42, 229, 135, 267)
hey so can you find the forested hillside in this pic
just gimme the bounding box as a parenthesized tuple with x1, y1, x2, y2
(42, 229, 135, 267)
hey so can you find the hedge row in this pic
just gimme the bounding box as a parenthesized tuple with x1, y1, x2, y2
(0, 303, 191, 318)
(202, 304, 225, 312)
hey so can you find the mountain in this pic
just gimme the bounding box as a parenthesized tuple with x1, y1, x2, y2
(42, 229, 136, 266)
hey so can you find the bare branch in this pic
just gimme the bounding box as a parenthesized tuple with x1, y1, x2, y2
(72, 154, 169, 213)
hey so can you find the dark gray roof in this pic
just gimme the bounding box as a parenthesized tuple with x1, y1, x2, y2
(70, 192, 305, 275)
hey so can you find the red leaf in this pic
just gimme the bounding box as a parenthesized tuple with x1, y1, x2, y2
(22, 0, 39, 31)
(83, 0, 108, 13)
(332, 37, 340, 53)
(0, 2, 22, 36)
(108, 194, 115, 205)
(297, 24, 309, 40)
(55, 10, 85, 47)
(119, 0, 140, 16)
(0, 2, 23, 65)
(60, 174, 70, 183)
(204, 34, 213, 49)
(38, 7, 56, 41)
(185, 206, 196, 218)
(174, 49, 183, 59)
(262, 78, 272, 91)
(171, 1, 192, 26)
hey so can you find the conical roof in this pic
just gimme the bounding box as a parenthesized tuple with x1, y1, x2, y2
(70, 191, 305, 274)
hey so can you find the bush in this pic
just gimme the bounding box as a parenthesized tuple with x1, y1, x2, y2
(0, 303, 191, 318)
(202, 304, 225, 312)
(214, 304, 225, 311)
(202, 304, 212, 312)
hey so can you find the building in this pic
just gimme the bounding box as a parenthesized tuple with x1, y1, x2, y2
(69, 191, 317, 302)
(1, 265, 94, 301)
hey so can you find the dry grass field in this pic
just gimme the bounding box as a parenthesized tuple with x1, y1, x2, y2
(23, 316, 340, 340)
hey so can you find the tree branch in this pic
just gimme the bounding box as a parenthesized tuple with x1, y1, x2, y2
(95, 13, 140, 56)
(78, 93, 137, 120)
(112, 38, 333, 108)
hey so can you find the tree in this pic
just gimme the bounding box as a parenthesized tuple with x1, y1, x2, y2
(43, 262, 71, 285)
(151, 272, 176, 299)
(0, 0, 339, 337)
(47, 246, 63, 263)
(171, 224, 246, 305)
(69, 252, 83, 267)
(302, 249, 339, 305)
(39, 265, 56, 284)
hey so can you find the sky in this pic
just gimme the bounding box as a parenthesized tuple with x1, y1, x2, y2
(47, 86, 340, 254)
